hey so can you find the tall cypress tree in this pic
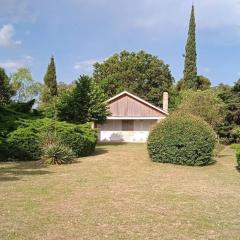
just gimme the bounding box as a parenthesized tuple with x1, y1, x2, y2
(182, 5, 198, 89)
(42, 56, 58, 102)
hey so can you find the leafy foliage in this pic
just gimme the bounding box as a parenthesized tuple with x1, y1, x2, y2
(10, 68, 42, 103)
(4, 118, 97, 161)
(216, 81, 240, 143)
(0, 68, 13, 106)
(57, 75, 109, 124)
(177, 90, 224, 128)
(8, 99, 35, 113)
(147, 112, 216, 166)
(231, 144, 240, 168)
(57, 123, 97, 157)
(7, 125, 42, 160)
(93, 50, 174, 107)
(182, 5, 198, 90)
(177, 75, 211, 91)
(42, 56, 58, 103)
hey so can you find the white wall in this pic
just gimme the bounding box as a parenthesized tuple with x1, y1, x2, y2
(97, 119, 158, 142)
(99, 131, 149, 142)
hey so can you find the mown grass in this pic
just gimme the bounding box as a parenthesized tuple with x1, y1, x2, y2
(0, 144, 239, 240)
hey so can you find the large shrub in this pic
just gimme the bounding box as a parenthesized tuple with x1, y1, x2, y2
(57, 123, 97, 157)
(236, 151, 240, 169)
(177, 90, 224, 129)
(7, 126, 42, 160)
(147, 113, 216, 166)
(6, 118, 97, 161)
(231, 144, 240, 169)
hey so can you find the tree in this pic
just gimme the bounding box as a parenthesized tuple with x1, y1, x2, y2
(57, 75, 109, 124)
(177, 90, 224, 129)
(89, 81, 109, 123)
(0, 68, 12, 106)
(42, 56, 58, 103)
(177, 75, 211, 91)
(216, 81, 240, 143)
(182, 5, 198, 90)
(11, 68, 42, 103)
(196, 75, 211, 90)
(93, 50, 174, 107)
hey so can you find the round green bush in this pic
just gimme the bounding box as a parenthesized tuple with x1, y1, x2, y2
(147, 113, 216, 166)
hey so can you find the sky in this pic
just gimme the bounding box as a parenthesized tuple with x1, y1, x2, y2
(0, 0, 239, 86)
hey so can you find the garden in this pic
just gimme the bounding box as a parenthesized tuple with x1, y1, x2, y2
(0, 6, 240, 238)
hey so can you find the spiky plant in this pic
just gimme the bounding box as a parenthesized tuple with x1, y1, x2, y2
(42, 142, 75, 165)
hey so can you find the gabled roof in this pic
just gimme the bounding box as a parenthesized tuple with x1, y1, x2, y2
(106, 90, 168, 115)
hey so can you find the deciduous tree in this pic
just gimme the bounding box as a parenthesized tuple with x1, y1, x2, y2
(93, 50, 174, 107)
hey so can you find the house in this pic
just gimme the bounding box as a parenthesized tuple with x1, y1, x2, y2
(96, 91, 169, 142)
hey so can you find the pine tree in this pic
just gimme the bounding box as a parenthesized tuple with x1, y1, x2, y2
(42, 56, 58, 102)
(182, 5, 198, 89)
(57, 75, 109, 124)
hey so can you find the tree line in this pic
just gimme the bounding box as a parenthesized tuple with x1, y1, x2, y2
(0, 5, 239, 143)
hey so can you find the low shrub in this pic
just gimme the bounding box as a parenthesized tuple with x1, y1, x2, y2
(147, 112, 216, 166)
(8, 100, 35, 113)
(42, 142, 75, 165)
(6, 118, 97, 161)
(0, 108, 38, 160)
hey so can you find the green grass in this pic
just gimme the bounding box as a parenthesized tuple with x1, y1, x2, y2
(0, 144, 240, 240)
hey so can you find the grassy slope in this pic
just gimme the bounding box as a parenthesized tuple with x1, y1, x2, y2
(0, 144, 239, 240)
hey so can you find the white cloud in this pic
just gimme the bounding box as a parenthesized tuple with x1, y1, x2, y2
(0, 24, 21, 48)
(73, 59, 104, 73)
(0, 56, 33, 72)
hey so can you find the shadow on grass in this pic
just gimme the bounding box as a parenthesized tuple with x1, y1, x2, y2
(0, 161, 52, 182)
(207, 159, 217, 166)
(235, 166, 240, 173)
(93, 147, 109, 156)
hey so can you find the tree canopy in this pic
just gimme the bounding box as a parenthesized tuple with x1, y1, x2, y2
(11, 68, 42, 103)
(93, 50, 174, 107)
(57, 75, 109, 124)
(216, 80, 240, 143)
(0, 68, 12, 106)
(177, 90, 224, 129)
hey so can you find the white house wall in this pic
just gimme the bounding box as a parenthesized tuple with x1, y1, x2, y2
(97, 120, 158, 142)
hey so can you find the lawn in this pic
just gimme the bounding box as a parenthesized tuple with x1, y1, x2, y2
(0, 144, 239, 240)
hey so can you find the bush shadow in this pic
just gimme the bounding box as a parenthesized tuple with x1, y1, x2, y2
(0, 161, 52, 182)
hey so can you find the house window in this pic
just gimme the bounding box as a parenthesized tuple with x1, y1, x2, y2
(122, 120, 134, 131)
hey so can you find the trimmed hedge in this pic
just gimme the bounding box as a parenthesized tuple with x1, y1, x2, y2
(147, 112, 216, 166)
(6, 118, 97, 161)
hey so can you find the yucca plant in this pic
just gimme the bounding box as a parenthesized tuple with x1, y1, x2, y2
(42, 142, 75, 165)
